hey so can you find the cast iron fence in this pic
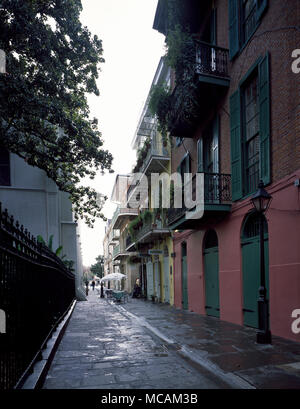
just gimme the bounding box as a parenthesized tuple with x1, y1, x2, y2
(0, 203, 75, 389)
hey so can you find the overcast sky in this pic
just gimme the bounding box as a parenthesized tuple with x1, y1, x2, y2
(79, 0, 165, 266)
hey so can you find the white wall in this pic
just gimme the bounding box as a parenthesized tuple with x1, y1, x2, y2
(0, 153, 85, 300)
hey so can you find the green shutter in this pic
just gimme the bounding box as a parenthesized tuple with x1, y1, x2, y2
(230, 90, 243, 201)
(259, 53, 270, 185)
(256, 0, 268, 21)
(228, 0, 239, 59)
(197, 138, 203, 172)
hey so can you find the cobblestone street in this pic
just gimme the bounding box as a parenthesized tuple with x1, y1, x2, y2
(42, 292, 300, 390)
(43, 293, 233, 389)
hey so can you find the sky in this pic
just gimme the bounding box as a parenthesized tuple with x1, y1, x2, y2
(79, 0, 165, 266)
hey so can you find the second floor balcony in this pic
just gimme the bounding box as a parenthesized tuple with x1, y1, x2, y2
(127, 137, 170, 204)
(111, 206, 139, 230)
(126, 210, 170, 251)
(112, 243, 137, 261)
(167, 172, 232, 229)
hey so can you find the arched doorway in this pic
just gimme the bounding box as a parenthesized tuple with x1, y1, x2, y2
(163, 246, 170, 303)
(204, 230, 220, 318)
(241, 212, 269, 328)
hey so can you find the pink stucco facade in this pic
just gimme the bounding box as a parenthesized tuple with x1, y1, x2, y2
(173, 171, 300, 342)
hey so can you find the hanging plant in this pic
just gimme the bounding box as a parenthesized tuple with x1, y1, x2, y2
(141, 209, 153, 223)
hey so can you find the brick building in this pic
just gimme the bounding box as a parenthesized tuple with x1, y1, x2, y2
(153, 0, 300, 341)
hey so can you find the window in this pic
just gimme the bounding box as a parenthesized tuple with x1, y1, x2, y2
(228, 0, 268, 59)
(243, 74, 260, 194)
(230, 54, 270, 201)
(242, 0, 257, 44)
(0, 148, 10, 186)
(197, 116, 219, 174)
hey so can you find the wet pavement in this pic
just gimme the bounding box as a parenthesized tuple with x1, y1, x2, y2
(43, 292, 231, 389)
(42, 292, 300, 389)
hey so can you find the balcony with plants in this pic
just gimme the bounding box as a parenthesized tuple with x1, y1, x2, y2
(110, 205, 139, 230)
(126, 208, 170, 250)
(152, 4, 230, 139)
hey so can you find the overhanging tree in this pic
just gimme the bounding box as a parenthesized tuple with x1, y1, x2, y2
(0, 0, 113, 226)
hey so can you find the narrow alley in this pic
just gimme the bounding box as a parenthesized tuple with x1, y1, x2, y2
(41, 293, 300, 390)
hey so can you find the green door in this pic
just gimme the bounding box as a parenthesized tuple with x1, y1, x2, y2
(181, 243, 188, 310)
(242, 236, 269, 328)
(204, 246, 220, 318)
(204, 230, 220, 318)
(242, 213, 269, 328)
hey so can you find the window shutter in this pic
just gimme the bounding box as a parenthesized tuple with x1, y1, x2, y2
(256, 0, 268, 21)
(259, 53, 270, 185)
(212, 115, 219, 174)
(228, 0, 239, 59)
(230, 90, 242, 201)
(197, 139, 203, 172)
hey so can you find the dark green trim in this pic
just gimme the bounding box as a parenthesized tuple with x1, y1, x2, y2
(238, 56, 262, 88)
(198, 74, 230, 87)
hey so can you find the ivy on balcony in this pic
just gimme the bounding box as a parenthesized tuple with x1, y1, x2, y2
(149, 24, 200, 140)
(132, 136, 151, 173)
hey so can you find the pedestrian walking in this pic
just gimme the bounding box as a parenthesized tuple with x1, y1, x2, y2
(91, 280, 95, 291)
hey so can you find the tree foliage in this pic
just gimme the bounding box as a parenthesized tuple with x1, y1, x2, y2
(90, 254, 104, 278)
(0, 0, 113, 226)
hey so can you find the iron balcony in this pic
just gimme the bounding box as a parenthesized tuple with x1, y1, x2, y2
(111, 207, 139, 230)
(126, 214, 170, 251)
(167, 172, 232, 229)
(169, 40, 230, 138)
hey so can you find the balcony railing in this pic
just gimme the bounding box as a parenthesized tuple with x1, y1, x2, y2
(195, 40, 229, 78)
(128, 211, 170, 246)
(167, 173, 232, 226)
(169, 41, 229, 137)
(111, 206, 139, 230)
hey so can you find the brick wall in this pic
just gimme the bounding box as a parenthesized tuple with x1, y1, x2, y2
(171, 0, 300, 185)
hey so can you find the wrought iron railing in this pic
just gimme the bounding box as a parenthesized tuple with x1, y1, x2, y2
(111, 207, 139, 229)
(195, 40, 229, 78)
(168, 41, 229, 136)
(167, 173, 231, 225)
(0, 203, 75, 390)
(130, 210, 169, 244)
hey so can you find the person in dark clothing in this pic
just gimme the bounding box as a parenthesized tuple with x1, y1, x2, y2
(100, 282, 104, 298)
(91, 280, 95, 291)
(132, 278, 141, 298)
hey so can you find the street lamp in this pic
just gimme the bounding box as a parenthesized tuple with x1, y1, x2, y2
(250, 180, 272, 344)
